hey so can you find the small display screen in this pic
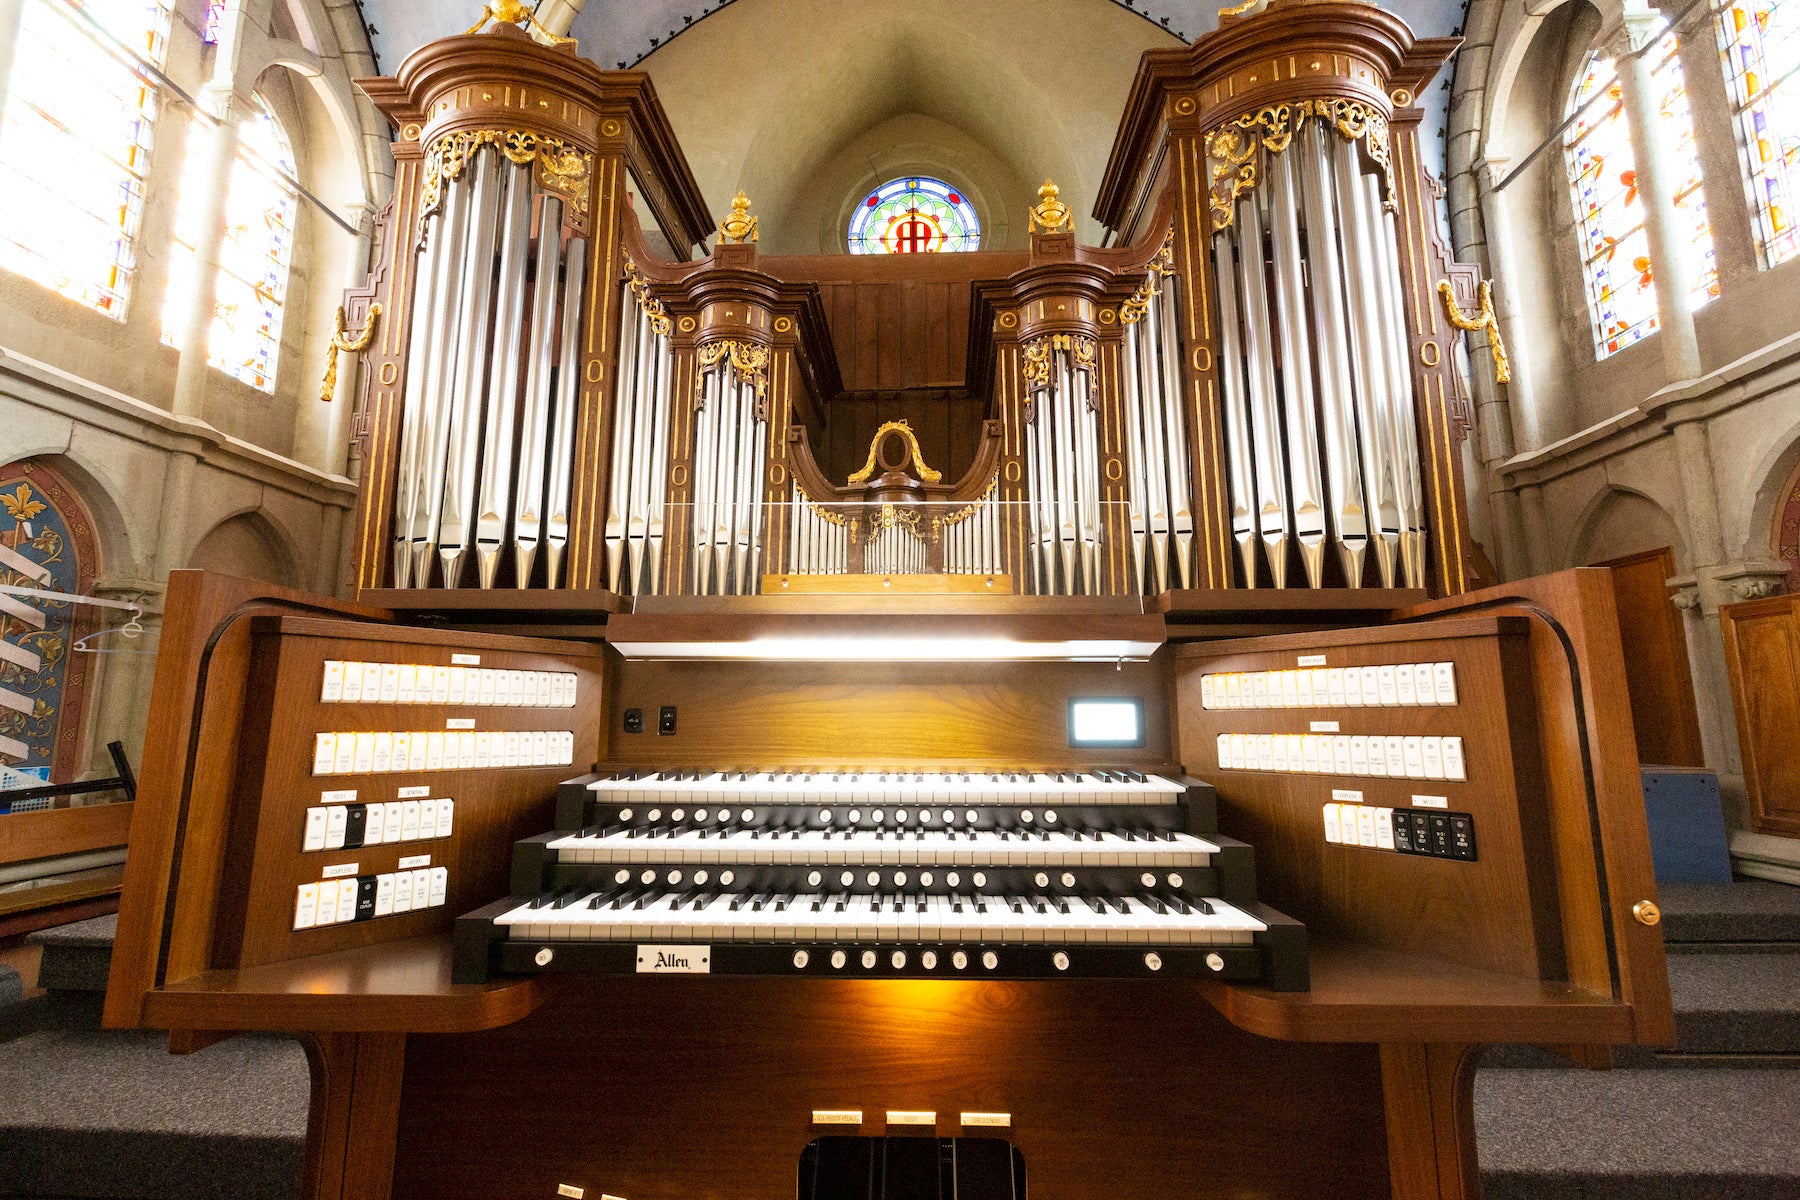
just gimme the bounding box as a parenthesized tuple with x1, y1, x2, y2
(1068, 699, 1144, 748)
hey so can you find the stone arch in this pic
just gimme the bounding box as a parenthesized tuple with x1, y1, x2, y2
(1744, 429, 1800, 590)
(185, 509, 301, 587)
(1567, 485, 1689, 571)
(0, 447, 141, 580)
(624, 0, 1184, 252)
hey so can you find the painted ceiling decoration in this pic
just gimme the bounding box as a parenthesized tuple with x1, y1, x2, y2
(351, 0, 1470, 251)
(359, 0, 1469, 92)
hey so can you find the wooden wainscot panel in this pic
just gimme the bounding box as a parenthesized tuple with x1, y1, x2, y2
(1175, 616, 1561, 982)
(209, 617, 607, 971)
(1721, 592, 1800, 837)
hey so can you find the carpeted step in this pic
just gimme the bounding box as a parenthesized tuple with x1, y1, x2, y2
(0, 1027, 308, 1200)
(1659, 882, 1800, 947)
(26, 911, 117, 993)
(1476, 1066, 1800, 1199)
(1668, 953, 1800, 1054)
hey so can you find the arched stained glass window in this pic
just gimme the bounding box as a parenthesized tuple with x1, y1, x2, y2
(162, 94, 299, 392)
(1565, 24, 1717, 359)
(847, 176, 980, 254)
(1717, 2, 1800, 266)
(0, 0, 175, 317)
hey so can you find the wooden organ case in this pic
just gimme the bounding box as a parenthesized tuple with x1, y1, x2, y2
(106, 5, 1670, 1200)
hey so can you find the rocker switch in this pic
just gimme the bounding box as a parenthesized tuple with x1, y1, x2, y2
(658, 706, 677, 735)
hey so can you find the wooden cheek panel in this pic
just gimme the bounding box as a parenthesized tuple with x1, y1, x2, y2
(209, 617, 606, 970)
(1175, 617, 1562, 981)
(1721, 593, 1800, 838)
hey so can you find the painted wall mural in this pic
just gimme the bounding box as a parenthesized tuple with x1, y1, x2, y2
(0, 457, 99, 787)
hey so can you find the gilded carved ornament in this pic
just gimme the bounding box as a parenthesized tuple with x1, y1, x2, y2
(1203, 98, 1394, 233)
(319, 303, 381, 403)
(464, 0, 575, 44)
(623, 257, 673, 337)
(1028, 179, 1074, 235)
(1437, 279, 1513, 385)
(1021, 334, 1099, 400)
(419, 129, 593, 228)
(696, 339, 770, 403)
(719, 190, 759, 244)
(1120, 233, 1176, 326)
(846, 420, 943, 485)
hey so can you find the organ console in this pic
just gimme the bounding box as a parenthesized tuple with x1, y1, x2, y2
(105, 4, 1671, 1199)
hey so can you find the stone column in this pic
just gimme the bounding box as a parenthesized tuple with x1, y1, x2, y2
(1464, 156, 1534, 580)
(169, 86, 243, 421)
(0, 0, 27, 125)
(82, 579, 166, 777)
(295, 202, 376, 475)
(532, 0, 589, 39)
(1613, 4, 1703, 383)
(1671, 560, 1791, 789)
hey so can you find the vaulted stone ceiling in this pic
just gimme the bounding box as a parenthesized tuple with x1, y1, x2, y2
(358, 0, 1472, 252)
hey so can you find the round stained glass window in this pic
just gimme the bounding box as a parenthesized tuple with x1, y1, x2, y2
(847, 176, 981, 254)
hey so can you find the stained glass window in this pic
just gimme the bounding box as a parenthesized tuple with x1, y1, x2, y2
(847, 176, 980, 254)
(0, 0, 173, 318)
(1717, 2, 1800, 266)
(162, 95, 298, 392)
(202, 0, 226, 43)
(1565, 23, 1717, 359)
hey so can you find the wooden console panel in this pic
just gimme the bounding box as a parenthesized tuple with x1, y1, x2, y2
(394, 978, 1391, 1200)
(1175, 618, 1560, 981)
(211, 617, 607, 970)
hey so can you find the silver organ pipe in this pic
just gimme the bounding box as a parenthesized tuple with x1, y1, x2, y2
(1294, 124, 1370, 587)
(602, 279, 674, 595)
(474, 166, 534, 588)
(787, 486, 848, 576)
(1369, 176, 1428, 589)
(1231, 198, 1291, 588)
(398, 160, 472, 587)
(1200, 118, 1430, 589)
(1210, 230, 1261, 587)
(543, 237, 587, 588)
(1152, 276, 1196, 589)
(386, 146, 588, 590)
(1024, 342, 1102, 595)
(689, 357, 766, 595)
(1329, 132, 1403, 587)
(1265, 152, 1328, 588)
(603, 283, 642, 590)
(389, 181, 449, 590)
(435, 149, 505, 587)
(513, 197, 565, 587)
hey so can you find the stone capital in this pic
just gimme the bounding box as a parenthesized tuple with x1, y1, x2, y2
(1668, 560, 1789, 616)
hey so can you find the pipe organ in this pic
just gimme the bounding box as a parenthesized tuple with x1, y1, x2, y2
(113, 7, 1674, 1200)
(337, 2, 1493, 607)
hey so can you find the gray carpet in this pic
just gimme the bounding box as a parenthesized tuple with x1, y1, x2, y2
(1660, 883, 1800, 945)
(0, 1027, 308, 1200)
(27, 914, 116, 994)
(0, 964, 20, 1008)
(1476, 1068, 1800, 1199)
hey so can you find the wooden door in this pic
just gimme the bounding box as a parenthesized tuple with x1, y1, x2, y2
(1721, 593, 1800, 837)
(1594, 549, 1705, 768)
